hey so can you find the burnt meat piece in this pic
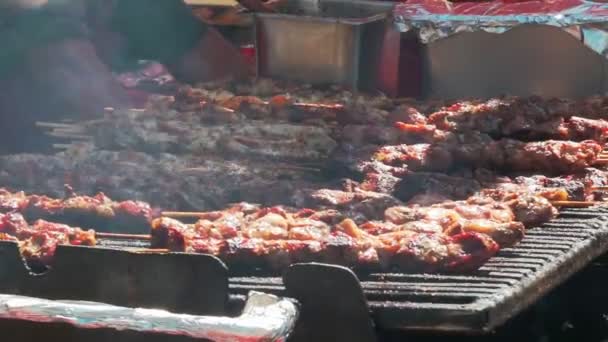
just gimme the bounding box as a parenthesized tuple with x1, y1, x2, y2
(392, 172, 482, 203)
(292, 188, 403, 223)
(532, 116, 608, 143)
(91, 109, 338, 161)
(0, 149, 329, 211)
(374, 139, 602, 174)
(427, 97, 569, 137)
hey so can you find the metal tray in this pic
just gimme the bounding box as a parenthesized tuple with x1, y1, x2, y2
(255, 0, 392, 90)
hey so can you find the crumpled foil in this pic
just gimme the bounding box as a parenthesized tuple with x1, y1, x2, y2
(393, 0, 608, 57)
(0, 291, 299, 342)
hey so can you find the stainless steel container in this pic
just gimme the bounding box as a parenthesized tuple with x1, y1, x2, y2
(254, 0, 392, 90)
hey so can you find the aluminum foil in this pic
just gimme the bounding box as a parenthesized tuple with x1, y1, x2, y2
(0, 291, 299, 342)
(393, 0, 608, 57)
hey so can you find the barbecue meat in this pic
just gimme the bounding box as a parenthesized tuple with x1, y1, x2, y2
(93, 111, 338, 161)
(0, 148, 329, 211)
(0, 189, 155, 233)
(0, 212, 96, 270)
(384, 200, 525, 247)
(150, 207, 500, 272)
(550, 116, 608, 143)
(392, 172, 482, 202)
(427, 97, 571, 137)
(373, 139, 602, 174)
(292, 188, 403, 223)
(470, 192, 558, 227)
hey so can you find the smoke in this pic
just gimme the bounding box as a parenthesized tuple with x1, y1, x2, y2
(0, 0, 49, 9)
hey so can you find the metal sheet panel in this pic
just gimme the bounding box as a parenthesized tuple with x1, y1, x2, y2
(255, 0, 390, 90)
(421, 25, 607, 99)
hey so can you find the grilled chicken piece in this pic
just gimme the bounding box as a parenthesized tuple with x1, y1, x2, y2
(150, 207, 500, 272)
(384, 200, 525, 248)
(0, 212, 95, 270)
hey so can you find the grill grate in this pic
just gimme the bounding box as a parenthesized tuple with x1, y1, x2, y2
(227, 206, 608, 333)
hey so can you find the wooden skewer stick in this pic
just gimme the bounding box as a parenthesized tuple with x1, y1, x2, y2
(52, 143, 74, 150)
(47, 132, 93, 140)
(36, 121, 78, 128)
(137, 248, 170, 254)
(274, 165, 322, 172)
(595, 159, 608, 164)
(551, 201, 601, 208)
(95, 232, 151, 240)
(51, 128, 88, 136)
(162, 211, 209, 218)
(591, 186, 608, 191)
(258, 99, 344, 111)
(292, 102, 345, 110)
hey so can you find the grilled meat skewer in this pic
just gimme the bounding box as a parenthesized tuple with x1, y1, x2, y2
(0, 188, 155, 233)
(374, 138, 602, 175)
(150, 214, 500, 273)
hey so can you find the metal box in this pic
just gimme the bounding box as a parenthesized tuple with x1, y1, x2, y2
(254, 0, 392, 90)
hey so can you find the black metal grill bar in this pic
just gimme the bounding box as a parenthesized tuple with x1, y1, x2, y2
(477, 266, 535, 273)
(520, 236, 582, 243)
(499, 249, 564, 256)
(525, 230, 591, 236)
(229, 284, 285, 293)
(363, 291, 489, 303)
(541, 221, 592, 227)
(230, 277, 283, 284)
(361, 281, 508, 289)
(488, 256, 547, 263)
(481, 262, 541, 269)
(364, 273, 520, 285)
(367, 301, 477, 310)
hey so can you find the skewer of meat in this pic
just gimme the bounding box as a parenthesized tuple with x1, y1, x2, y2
(0, 202, 499, 273)
(383, 189, 557, 246)
(384, 168, 608, 205)
(150, 213, 500, 273)
(152, 187, 560, 269)
(0, 188, 156, 233)
(374, 138, 602, 174)
(0, 190, 563, 273)
(426, 97, 608, 141)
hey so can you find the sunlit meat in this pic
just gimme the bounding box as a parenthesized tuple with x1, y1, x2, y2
(425, 96, 608, 142)
(293, 188, 403, 223)
(0, 212, 96, 269)
(150, 207, 499, 272)
(374, 139, 602, 174)
(0, 188, 154, 233)
(384, 200, 525, 248)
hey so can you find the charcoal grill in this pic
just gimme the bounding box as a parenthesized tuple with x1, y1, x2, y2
(2, 206, 608, 341)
